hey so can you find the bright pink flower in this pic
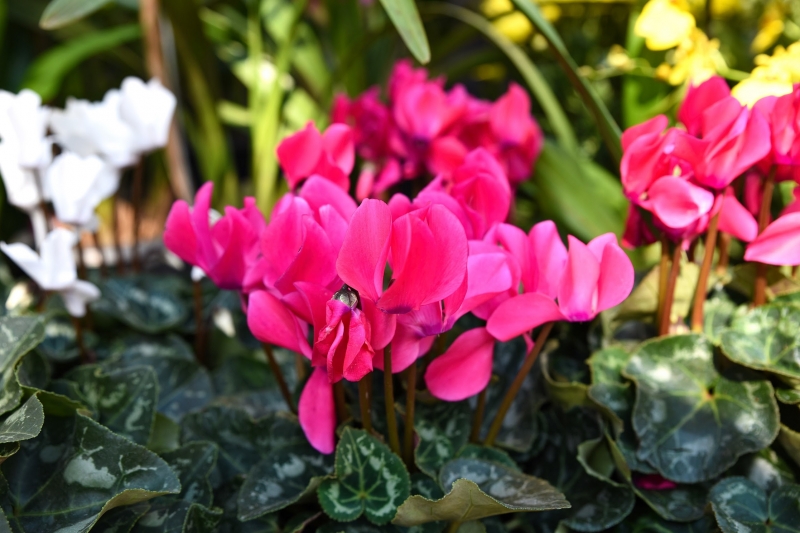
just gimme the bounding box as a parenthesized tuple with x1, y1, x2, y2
(246, 290, 312, 357)
(336, 199, 468, 314)
(276, 121, 354, 191)
(678, 76, 731, 137)
(424, 327, 495, 401)
(622, 205, 657, 249)
(488, 84, 543, 184)
(332, 89, 393, 162)
(754, 85, 800, 180)
(486, 233, 633, 341)
(744, 212, 800, 265)
(718, 188, 758, 242)
(164, 182, 261, 291)
(633, 473, 678, 491)
(299, 366, 336, 454)
(393, 80, 466, 145)
(644, 176, 715, 229)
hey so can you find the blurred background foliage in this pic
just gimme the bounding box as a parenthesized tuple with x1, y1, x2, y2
(1, 0, 798, 267)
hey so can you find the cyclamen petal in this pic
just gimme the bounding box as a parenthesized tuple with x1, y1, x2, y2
(744, 212, 800, 266)
(591, 234, 635, 312)
(486, 292, 564, 342)
(247, 290, 312, 358)
(718, 191, 758, 242)
(299, 366, 336, 454)
(647, 177, 715, 229)
(557, 236, 601, 322)
(425, 327, 495, 401)
(529, 221, 568, 299)
(336, 199, 392, 303)
(277, 122, 324, 189)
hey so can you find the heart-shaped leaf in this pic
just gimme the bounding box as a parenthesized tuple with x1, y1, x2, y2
(93, 502, 150, 532)
(624, 334, 779, 483)
(0, 317, 44, 418)
(238, 442, 333, 520)
(778, 424, 800, 469)
(0, 413, 180, 532)
(456, 444, 518, 470)
(720, 304, 800, 380)
(59, 365, 158, 445)
(38, 315, 95, 363)
(130, 501, 222, 533)
(732, 449, 795, 492)
(319, 427, 410, 525)
(212, 355, 296, 416)
(414, 401, 471, 479)
(180, 405, 305, 484)
(0, 395, 44, 444)
(710, 477, 800, 533)
(393, 458, 568, 526)
(161, 442, 218, 505)
(703, 291, 741, 345)
(94, 278, 188, 334)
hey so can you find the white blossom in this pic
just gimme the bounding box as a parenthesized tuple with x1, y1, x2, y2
(45, 152, 120, 228)
(118, 77, 176, 153)
(0, 89, 52, 169)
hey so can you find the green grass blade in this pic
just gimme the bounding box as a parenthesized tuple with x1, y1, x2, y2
(379, 0, 431, 64)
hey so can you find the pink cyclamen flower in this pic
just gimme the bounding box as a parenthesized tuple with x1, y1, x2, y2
(633, 473, 678, 491)
(744, 212, 800, 265)
(276, 121, 354, 191)
(753, 85, 800, 181)
(425, 327, 496, 401)
(678, 76, 731, 138)
(298, 366, 336, 454)
(164, 182, 261, 291)
(336, 198, 468, 315)
(487, 83, 543, 184)
(487, 231, 634, 341)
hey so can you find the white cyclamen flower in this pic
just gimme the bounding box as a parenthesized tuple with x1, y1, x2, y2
(118, 77, 176, 153)
(0, 143, 49, 212)
(0, 89, 52, 169)
(0, 228, 100, 317)
(45, 152, 120, 228)
(50, 92, 137, 168)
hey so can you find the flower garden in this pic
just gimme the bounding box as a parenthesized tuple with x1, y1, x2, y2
(0, 0, 798, 531)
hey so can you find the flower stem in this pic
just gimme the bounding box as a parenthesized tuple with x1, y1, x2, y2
(76, 235, 87, 281)
(655, 235, 670, 328)
(334, 381, 349, 423)
(659, 244, 682, 336)
(131, 159, 144, 273)
(193, 279, 206, 365)
(92, 231, 107, 277)
(470, 388, 487, 443)
(691, 211, 720, 332)
(716, 231, 731, 275)
(754, 168, 776, 306)
(113, 191, 124, 274)
(383, 347, 401, 456)
(262, 343, 296, 413)
(403, 362, 417, 466)
(358, 376, 372, 433)
(484, 322, 554, 447)
(72, 315, 87, 364)
(295, 353, 306, 383)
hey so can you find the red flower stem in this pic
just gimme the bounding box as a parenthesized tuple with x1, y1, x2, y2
(295, 354, 306, 383)
(333, 381, 349, 423)
(92, 232, 107, 278)
(691, 211, 720, 332)
(659, 244, 682, 336)
(262, 343, 296, 414)
(76, 236, 87, 281)
(716, 231, 731, 275)
(72, 315, 87, 364)
(402, 362, 417, 467)
(358, 376, 372, 433)
(132, 159, 144, 273)
(383, 346, 401, 456)
(655, 235, 670, 329)
(484, 322, 554, 447)
(470, 388, 487, 443)
(193, 279, 206, 366)
(754, 168, 776, 306)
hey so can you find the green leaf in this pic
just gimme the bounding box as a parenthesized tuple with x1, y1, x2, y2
(0, 396, 43, 444)
(22, 24, 140, 101)
(93, 279, 189, 334)
(107, 336, 213, 422)
(319, 427, 410, 525)
(732, 449, 795, 492)
(710, 477, 800, 533)
(631, 481, 708, 523)
(212, 355, 295, 416)
(59, 365, 158, 445)
(238, 443, 333, 520)
(624, 334, 779, 483)
(393, 458, 568, 526)
(720, 304, 800, 380)
(0, 317, 44, 419)
(180, 405, 305, 484)
(38, 315, 91, 363)
(147, 413, 181, 454)
(456, 444, 518, 470)
(40, 0, 112, 29)
(703, 291, 740, 345)
(510, 0, 622, 163)
(776, 388, 800, 404)
(131, 501, 222, 533)
(378, 0, 430, 64)
(216, 476, 280, 533)
(414, 401, 471, 479)
(0, 413, 180, 532)
(777, 424, 800, 469)
(541, 349, 589, 410)
(162, 442, 217, 505)
(92, 502, 150, 533)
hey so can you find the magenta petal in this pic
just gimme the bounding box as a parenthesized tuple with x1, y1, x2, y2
(247, 290, 311, 357)
(336, 199, 392, 303)
(744, 212, 800, 265)
(648, 177, 715, 229)
(678, 76, 730, 137)
(300, 176, 357, 222)
(362, 298, 396, 350)
(486, 292, 564, 342)
(591, 234, 634, 312)
(294, 281, 334, 334)
(277, 122, 323, 189)
(529, 221, 567, 299)
(384, 324, 435, 373)
(163, 200, 197, 266)
(719, 192, 758, 242)
(321, 123, 355, 174)
(274, 218, 337, 295)
(191, 182, 215, 269)
(299, 366, 336, 454)
(557, 237, 601, 322)
(425, 328, 495, 401)
(621, 114, 668, 151)
(486, 223, 534, 293)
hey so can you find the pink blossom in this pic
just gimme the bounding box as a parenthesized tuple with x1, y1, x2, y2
(744, 212, 800, 265)
(276, 121, 354, 191)
(633, 473, 678, 491)
(298, 366, 336, 454)
(487, 84, 543, 184)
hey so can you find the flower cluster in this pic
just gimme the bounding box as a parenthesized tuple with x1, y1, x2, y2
(331, 60, 544, 199)
(622, 76, 800, 267)
(164, 76, 634, 453)
(0, 78, 175, 316)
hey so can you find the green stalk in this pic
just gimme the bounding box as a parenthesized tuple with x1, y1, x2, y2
(384, 346, 402, 456)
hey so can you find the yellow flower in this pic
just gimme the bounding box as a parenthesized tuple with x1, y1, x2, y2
(635, 0, 696, 51)
(732, 42, 800, 105)
(482, 0, 514, 17)
(493, 11, 534, 42)
(657, 29, 726, 85)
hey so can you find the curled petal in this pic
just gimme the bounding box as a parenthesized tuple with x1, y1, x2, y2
(744, 212, 800, 265)
(590, 234, 635, 313)
(321, 123, 355, 175)
(425, 328, 495, 401)
(247, 290, 311, 358)
(277, 122, 323, 189)
(648, 177, 715, 229)
(719, 192, 758, 242)
(557, 236, 601, 322)
(299, 367, 336, 454)
(486, 292, 564, 342)
(529, 221, 567, 299)
(299, 176, 357, 222)
(336, 199, 392, 303)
